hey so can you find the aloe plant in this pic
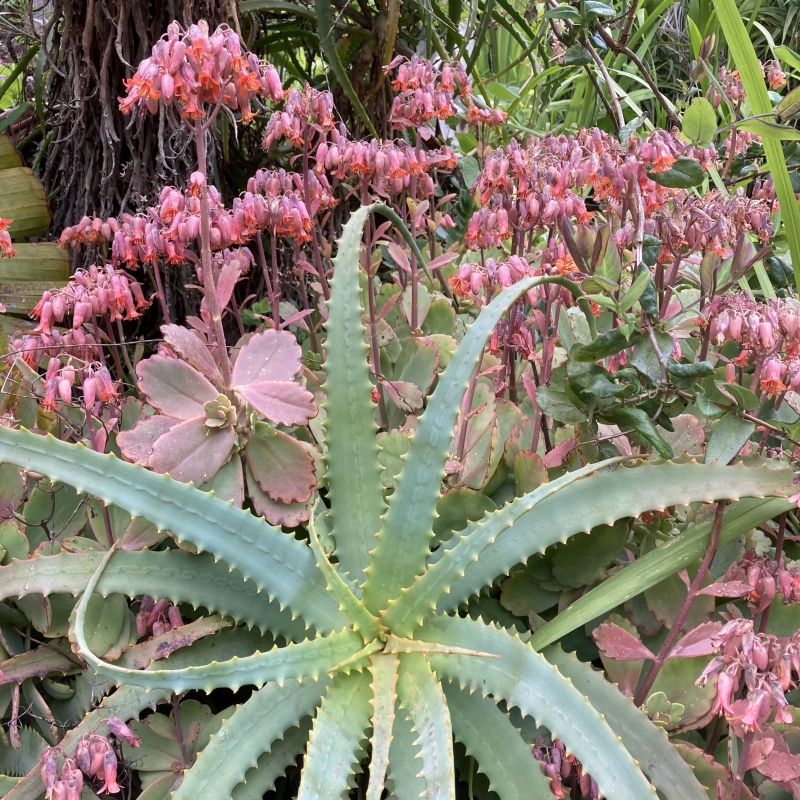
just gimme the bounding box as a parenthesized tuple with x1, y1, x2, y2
(0, 205, 795, 800)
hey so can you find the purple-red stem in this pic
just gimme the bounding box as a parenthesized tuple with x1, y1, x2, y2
(634, 500, 727, 707)
(758, 512, 787, 634)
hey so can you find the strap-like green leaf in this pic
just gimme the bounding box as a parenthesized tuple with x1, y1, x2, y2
(0, 426, 346, 633)
(367, 653, 399, 800)
(309, 502, 381, 640)
(437, 461, 794, 616)
(232, 719, 312, 800)
(174, 679, 326, 800)
(364, 276, 543, 614)
(388, 708, 426, 799)
(396, 653, 455, 800)
(383, 457, 630, 636)
(418, 615, 656, 799)
(442, 682, 552, 800)
(72, 549, 364, 693)
(531, 496, 793, 649)
(544, 647, 707, 800)
(322, 205, 386, 587)
(712, 0, 800, 290)
(0, 551, 307, 639)
(298, 670, 373, 799)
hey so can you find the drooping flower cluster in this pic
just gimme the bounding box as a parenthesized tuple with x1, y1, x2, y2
(386, 55, 470, 129)
(0, 217, 14, 258)
(534, 737, 599, 799)
(39, 356, 118, 412)
(119, 20, 283, 121)
(41, 720, 139, 799)
(263, 83, 335, 148)
(706, 60, 786, 109)
(708, 295, 800, 396)
(697, 617, 800, 732)
(136, 595, 184, 637)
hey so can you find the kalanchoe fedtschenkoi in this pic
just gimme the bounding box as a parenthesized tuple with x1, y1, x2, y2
(535, 738, 600, 799)
(0, 218, 15, 258)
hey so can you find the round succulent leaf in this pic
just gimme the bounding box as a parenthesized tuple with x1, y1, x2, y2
(377, 430, 411, 490)
(246, 424, 317, 504)
(137, 356, 219, 420)
(87, 499, 131, 545)
(161, 324, 223, 385)
(245, 465, 314, 527)
(513, 450, 548, 495)
(0, 464, 25, 518)
(551, 519, 629, 588)
(0, 521, 29, 564)
(594, 613, 645, 697)
(649, 655, 717, 730)
(500, 570, 560, 617)
(657, 414, 705, 458)
(643, 552, 715, 632)
(422, 299, 456, 336)
(236, 381, 317, 426)
(383, 379, 424, 412)
(136, 773, 182, 800)
(147, 417, 235, 485)
(431, 488, 496, 548)
(199, 455, 245, 507)
(23, 479, 86, 543)
(120, 517, 167, 551)
(117, 415, 179, 466)
(76, 592, 127, 659)
(231, 329, 303, 385)
(763, 593, 800, 638)
(425, 334, 457, 368)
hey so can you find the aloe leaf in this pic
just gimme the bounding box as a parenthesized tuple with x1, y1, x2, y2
(232, 719, 312, 800)
(443, 681, 551, 799)
(174, 679, 326, 800)
(0, 551, 306, 639)
(309, 500, 381, 640)
(437, 462, 794, 616)
(322, 205, 386, 587)
(712, 0, 800, 290)
(0, 427, 347, 633)
(367, 653, 399, 800)
(543, 646, 707, 800)
(384, 457, 629, 636)
(298, 670, 373, 799)
(397, 653, 455, 800)
(418, 615, 656, 799)
(531, 496, 792, 648)
(388, 708, 426, 799)
(364, 276, 540, 614)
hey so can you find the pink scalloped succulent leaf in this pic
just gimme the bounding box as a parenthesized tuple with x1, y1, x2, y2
(161, 324, 223, 385)
(118, 415, 179, 465)
(245, 465, 314, 527)
(138, 355, 219, 420)
(232, 329, 303, 385)
(235, 381, 317, 426)
(246, 425, 316, 504)
(147, 417, 235, 485)
(592, 622, 656, 661)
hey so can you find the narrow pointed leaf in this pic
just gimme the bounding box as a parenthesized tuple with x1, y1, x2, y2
(367, 653, 399, 800)
(365, 275, 546, 614)
(397, 653, 455, 800)
(298, 670, 373, 799)
(437, 462, 793, 617)
(0, 427, 347, 633)
(531, 497, 793, 649)
(443, 682, 552, 800)
(174, 679, 327, 800)
(544, 646, 708, 800)
(418, 615, 656, 800)
(322, 206, 386, 586)
(388, 708, 426, 799)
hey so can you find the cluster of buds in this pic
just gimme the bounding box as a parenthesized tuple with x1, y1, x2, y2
(697, 617, 799, 734)
(707, 295, 800, 396)
(41, 720, 139, 799)
(31, 265, 149, 337)
(448, 255, 535, 304)
(386, 55, 470, 128)
(487, 310, 537, 362)
(706, 60, 785, 109)
(534, 738, 599, 799)
(136, 595, 184, 638)
(315, 127, 458, 199)
(40, 357, 118, 412)
(263, 84, 335, 148)
(248, 167, 336, 217)
(119, 20, 283, 121)
(718, 549, 800, 611)
(0, 218, 14, 258)
(465, 103, 508, 127)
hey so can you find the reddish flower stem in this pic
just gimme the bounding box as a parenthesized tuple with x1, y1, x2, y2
(634, 499, 727, 707)
(758, 511, 787, 634)
(731, 731, 754, 800)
